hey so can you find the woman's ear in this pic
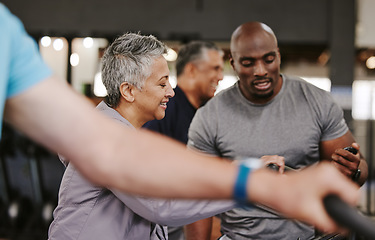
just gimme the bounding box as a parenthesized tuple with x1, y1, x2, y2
(120, 82, 135, 103)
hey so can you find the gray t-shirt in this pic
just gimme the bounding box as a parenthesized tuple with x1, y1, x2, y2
(188, 75, 348, 240)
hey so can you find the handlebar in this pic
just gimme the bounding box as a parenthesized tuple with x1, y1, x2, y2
(323, 194, 375, 239)
(265, 164, 375, 238)
(264, 150, 375, 239)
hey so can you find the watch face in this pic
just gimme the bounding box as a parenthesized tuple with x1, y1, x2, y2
(238, 157, 264, 170)
(352, 169, 361, 181)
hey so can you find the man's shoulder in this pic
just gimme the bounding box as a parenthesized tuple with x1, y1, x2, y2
(209, 84, 238, 103)
(283, 75, 335, 110)
(0, 4, 23, 40)
(284, 75, 309, 86)
(284, 75, 328, 94)
(196, 85, 238, 117)
(169, 86, 190, 106)
(0, 4, 12, 26)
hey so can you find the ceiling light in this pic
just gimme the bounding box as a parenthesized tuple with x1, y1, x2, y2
(40, 36, 51, 47)
(366, 56, 375, 69)
(70, 53, 79, 66)
(83, 37, 94, 48)
(93, 72, 108, 97)
(53, 38, 64, 51)
(163, 47, 177, 62)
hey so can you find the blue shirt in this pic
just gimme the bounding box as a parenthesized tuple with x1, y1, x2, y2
(0, 3, 52, 135)
(143, 85, 196, 144)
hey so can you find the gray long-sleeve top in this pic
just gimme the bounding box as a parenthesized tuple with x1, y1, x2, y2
(48, 101, 235, 240)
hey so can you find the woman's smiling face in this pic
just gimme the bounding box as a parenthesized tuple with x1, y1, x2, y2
(133, 56, 175, 123)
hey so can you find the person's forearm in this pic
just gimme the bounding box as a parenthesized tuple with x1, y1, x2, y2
(4, 77, 237, 199)
(112, 188, 235, 226)
(105, 129, 237, 199)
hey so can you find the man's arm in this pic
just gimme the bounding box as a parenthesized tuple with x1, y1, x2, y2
(184, 218, 213, 240)
(4, 77, 360, 233)
(4, 77, 238, 199)
(320, 130, 368, 186)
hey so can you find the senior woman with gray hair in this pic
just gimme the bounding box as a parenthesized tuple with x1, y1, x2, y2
(48, 33, 237, 240)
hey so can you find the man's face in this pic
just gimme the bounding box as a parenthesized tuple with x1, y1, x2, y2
(194, 50, 224, 104)
(134, 56, 174, 122)
(230, 32, 282, 104)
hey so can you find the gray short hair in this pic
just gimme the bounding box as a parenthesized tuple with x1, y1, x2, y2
(176, 41, 223, 77)
(101, 32, 167, 108)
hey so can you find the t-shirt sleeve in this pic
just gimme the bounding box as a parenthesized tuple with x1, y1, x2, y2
(5, 5, 52, 98)
(319, 92, 349, 141)
(112, 188, 235, 226)
(187, 104, 220, 156)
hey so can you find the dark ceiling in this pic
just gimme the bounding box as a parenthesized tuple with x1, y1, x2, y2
(2, 0, 356, 85)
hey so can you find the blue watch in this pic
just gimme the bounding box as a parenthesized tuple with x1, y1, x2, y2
(233, 163, 251, 203)
(233, 158, 263, 204)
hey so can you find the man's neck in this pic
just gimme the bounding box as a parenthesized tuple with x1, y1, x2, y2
(177, 77, 201, 109)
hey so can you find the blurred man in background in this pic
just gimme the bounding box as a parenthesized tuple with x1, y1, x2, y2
(144, 40, 224, 240)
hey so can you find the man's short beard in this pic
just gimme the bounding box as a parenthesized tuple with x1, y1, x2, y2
(254, 90, 274, 100)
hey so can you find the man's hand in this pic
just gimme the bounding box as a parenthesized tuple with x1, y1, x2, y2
(331, 143, 360, 179)
(260, 155, 285, 173)
(248, 162, 359, 233)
